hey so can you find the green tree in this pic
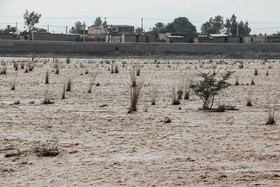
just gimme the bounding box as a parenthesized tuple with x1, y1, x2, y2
(70, 21, 86, 34)
(165, 17, 197, 33)
(224, 14, 251, 36)
(190, 70, 234, 110)
(0, 25, 17, 34)
(93, 17, 102, 27)
(148, 22, 165, 38)
(135, 27, 144, 35)
(23, 10, 41, 37)
(201, 15, 224, 34)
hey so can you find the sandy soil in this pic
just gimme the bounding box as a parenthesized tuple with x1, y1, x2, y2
(0, 57, 280, 186)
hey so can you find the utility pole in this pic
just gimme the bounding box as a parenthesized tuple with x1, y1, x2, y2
(236, 22, 239, 36)
(104, 17, 107, 42)
(66, 26, 68, 34)
(47, 25, 49, 33)
(141, 18, 143, 34)
(15, 22, 18, 34)
(83, 21, 86, 42)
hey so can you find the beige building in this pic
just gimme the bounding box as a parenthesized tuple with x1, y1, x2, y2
(88, 26, 104, 35)
(107, 25, 134, 35)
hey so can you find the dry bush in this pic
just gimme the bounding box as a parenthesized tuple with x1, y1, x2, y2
(251, 78, 255, 85)
(20, 62, 25, 69)
(171, 85, 180, 105)
(149, 82, 159, 105)
(235, 75, 239, 86)
(114, 64, 119, 73)
(66, 57, 70, 64)
(254, 69, 258, 76)
(66, 79, 71, 92)
(266, 99, 277, 125)
(11, 74, 17, 90)
(13, 62, 18, 71)
(32, 141, 59, 157)
(43, 89, 54, 104)
(45, 71, 49, 84)
(136, 65, 141, 76)
(62, 84, 66, 99)
(246, 86, 253, 106)
(14, 100, 20, 105)
(54, 64, 59, 74)
(110, 63, 114, 74)
(128, 69, 143, 113)
(0, 65, 7, 74)
(130, 68, 136, 87)
(88, 70, 99, 93)
(27, 63, 35, 72)
(184, 79, 192, 100)
(238, 63, 244, 69)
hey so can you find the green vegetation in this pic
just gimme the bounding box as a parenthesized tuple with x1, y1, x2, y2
(190, 70, 234, 110)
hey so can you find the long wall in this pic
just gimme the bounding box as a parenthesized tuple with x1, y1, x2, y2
(1, 40, 280, 58)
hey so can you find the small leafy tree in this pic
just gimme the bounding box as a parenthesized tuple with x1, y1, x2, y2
(23, 10, 42, 39)
(190, 70, 234, 110)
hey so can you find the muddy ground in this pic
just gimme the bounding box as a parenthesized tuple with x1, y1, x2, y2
(0, 57, 280, 186)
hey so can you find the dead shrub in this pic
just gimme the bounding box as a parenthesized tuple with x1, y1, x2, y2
(266, 98, 277, 125)
(62, 84, 66, 99)
(66, 79, 71, 92)
(45, 71, 49, 84)
(251, 78, 255, 85)
(171, 85, 180, 105)
(55, 65, 59, 74)
(13, 62, 18, 71)
(235, 76, 239, 86)
(136, 65, 141, 76)
(0, 66, 7, 74)
(32, 141, 59, 157)
(246, 86, 253, 106)
(149, 82, 159, 105)
(20, 62, 25, 69)
(66, 57, 70, 64)
(128, 69, 143, 113)
(254, 69, 258, 76)
(43, 88, 54, 104)
(88, 70, 99, 93)
(114, 64, 119, 73)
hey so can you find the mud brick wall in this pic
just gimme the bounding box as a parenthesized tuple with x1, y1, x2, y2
(0, 40, 280, 58)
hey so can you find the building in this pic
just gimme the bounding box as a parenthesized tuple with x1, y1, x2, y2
(244, 35, 266, 43)
(0, 33, 18, 40)
(266, 35, 280, 43)
(32, 32, 80, 41)
(88, 26, 104, 35)
(107, 25, 134, 35)
(87, 26, 105, 41)
(159, 33, 195, 43)
(121, 34, 156, 43)
(194, 34, 244, 43)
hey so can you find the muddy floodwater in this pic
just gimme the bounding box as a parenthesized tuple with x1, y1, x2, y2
(1, 57, 280, 186)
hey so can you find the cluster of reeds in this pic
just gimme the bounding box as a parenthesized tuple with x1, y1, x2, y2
(88, 70, 99, 93)
(128, 69, 143, 113)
